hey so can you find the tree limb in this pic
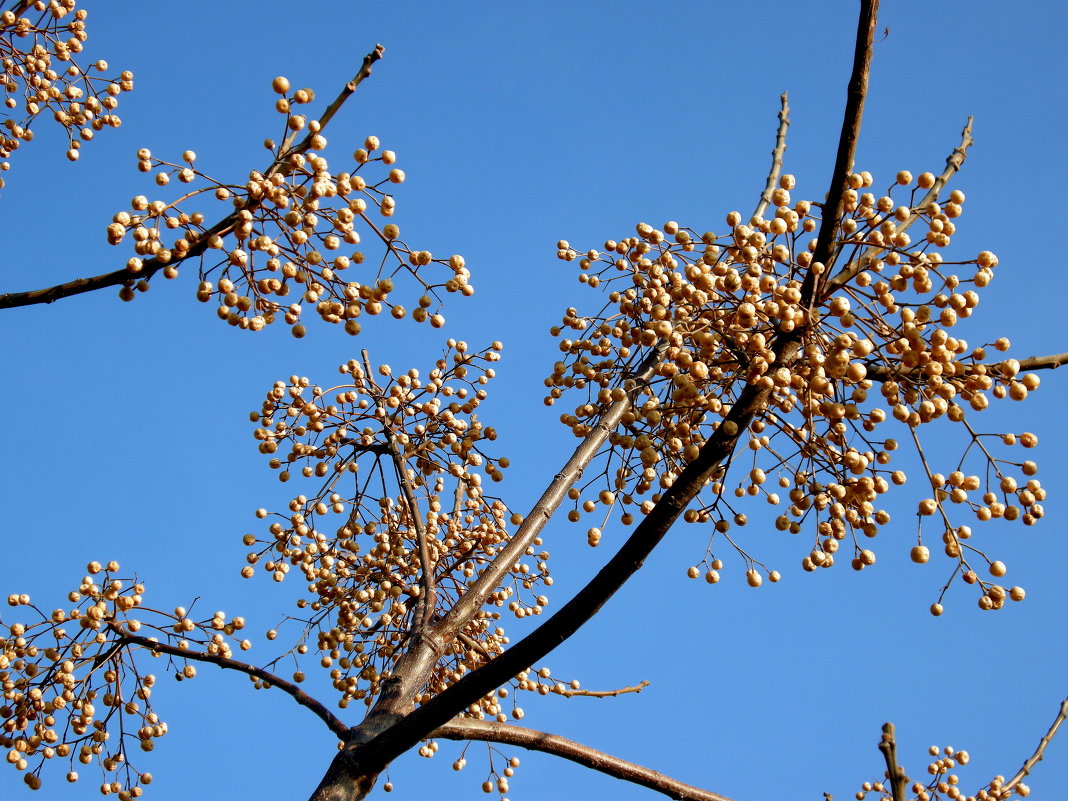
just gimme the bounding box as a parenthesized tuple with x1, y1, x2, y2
(434, 718, 736, 801)
(752, 92, 791, 222)
(1004, 696, 1068, 792)
(0, 45, 384, 311)
(106, 622, 349, 740)
(803, 0, 879, 303)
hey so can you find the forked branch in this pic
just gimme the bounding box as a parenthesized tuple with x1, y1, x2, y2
(434, 719, 736, 801)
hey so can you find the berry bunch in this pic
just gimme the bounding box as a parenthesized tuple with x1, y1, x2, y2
(1, 0, 131, 178)
(548, 170, 1044, 610)
(244, 342, 553, 712)
(0, 562, 248, 797)
(104, 75, 468, 334)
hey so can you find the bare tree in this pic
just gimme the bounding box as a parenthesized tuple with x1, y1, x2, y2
(1, 2, 1065, 801)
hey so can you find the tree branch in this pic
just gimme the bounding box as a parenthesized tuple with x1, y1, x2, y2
(824, 116, 974, 295)
(865, 351, 1068, 383)
(802, 0, 879, 303)
(106, 622, 349, 740)
(1004, 697, 1068, 792)
(877, 722, 908, 801)
(434, 719, 736, 801)
(0, 45, 385, 311)
(752, 92, 791, 221)
(561, 679, 650, 699)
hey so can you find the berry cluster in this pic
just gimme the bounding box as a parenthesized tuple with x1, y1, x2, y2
(245, 342, 553, 712)
(0, 562, 248, 797)
(1, 0, 131, 179)
(105, 75, 468, 334)
(857, 743, 1031, 801)
(548, 170, 1044, 610)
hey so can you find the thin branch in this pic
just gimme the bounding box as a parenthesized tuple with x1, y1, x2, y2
(0, 45, 385, 310)
(877, 722, 908, 801)
(107, 622, 349, 740)
(1004, 697, 1068, 792)
(825, 116, 974, 295)
(434, 719, 736, 801)
(560, 679, 650, 699)
(802, 0, 879, 303)
(361, 349, 436, 632)
(865, 351, 1068, 383)
(752, 92, 791, 221)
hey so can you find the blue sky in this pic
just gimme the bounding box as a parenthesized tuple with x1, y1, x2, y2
(1, 2, 1066, 800)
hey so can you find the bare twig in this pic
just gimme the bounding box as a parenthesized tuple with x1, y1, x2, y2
(825, 116, 974, 295)
(560, 680, 650, 699)
(1004, 697, 1068, 792)
(752, 92, 791, 221)
(434, 719, 736, 801)
(0, 45, 385, 310)
(106, 622, 349, 739)
(877, 722, 908, 801)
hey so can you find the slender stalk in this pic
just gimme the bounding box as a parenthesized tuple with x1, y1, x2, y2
(360, 349, 436, 632)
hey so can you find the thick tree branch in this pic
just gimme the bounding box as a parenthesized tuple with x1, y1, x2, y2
(0, 45, 384, 311)
(1004, 697, 1068, 792)
(825, 116, 973, 295)
(803, 0, 879, 303)
(434, 719, 736, 801)
(877, 722, 908, 801)
(752, 92, 791, 221)
(106, 622, 349, 740)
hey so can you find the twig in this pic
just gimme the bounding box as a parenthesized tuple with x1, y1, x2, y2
(106, 622, 349, 739)
(0, 45, 385, 310)
(752, 93, 791, 221)
(825, 116, 974, 295)
(360, 349, 436, 632)
(434, 718, 736, 801)
(1004, 696, 1068, 792)
(802, 0, 879, 304)
(877, 722, 908, 801)
(560, 680, 650, 699)
(864, 351, 1068, 383)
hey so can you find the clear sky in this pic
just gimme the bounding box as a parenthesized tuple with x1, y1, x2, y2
(1, 2, 1066, 800)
